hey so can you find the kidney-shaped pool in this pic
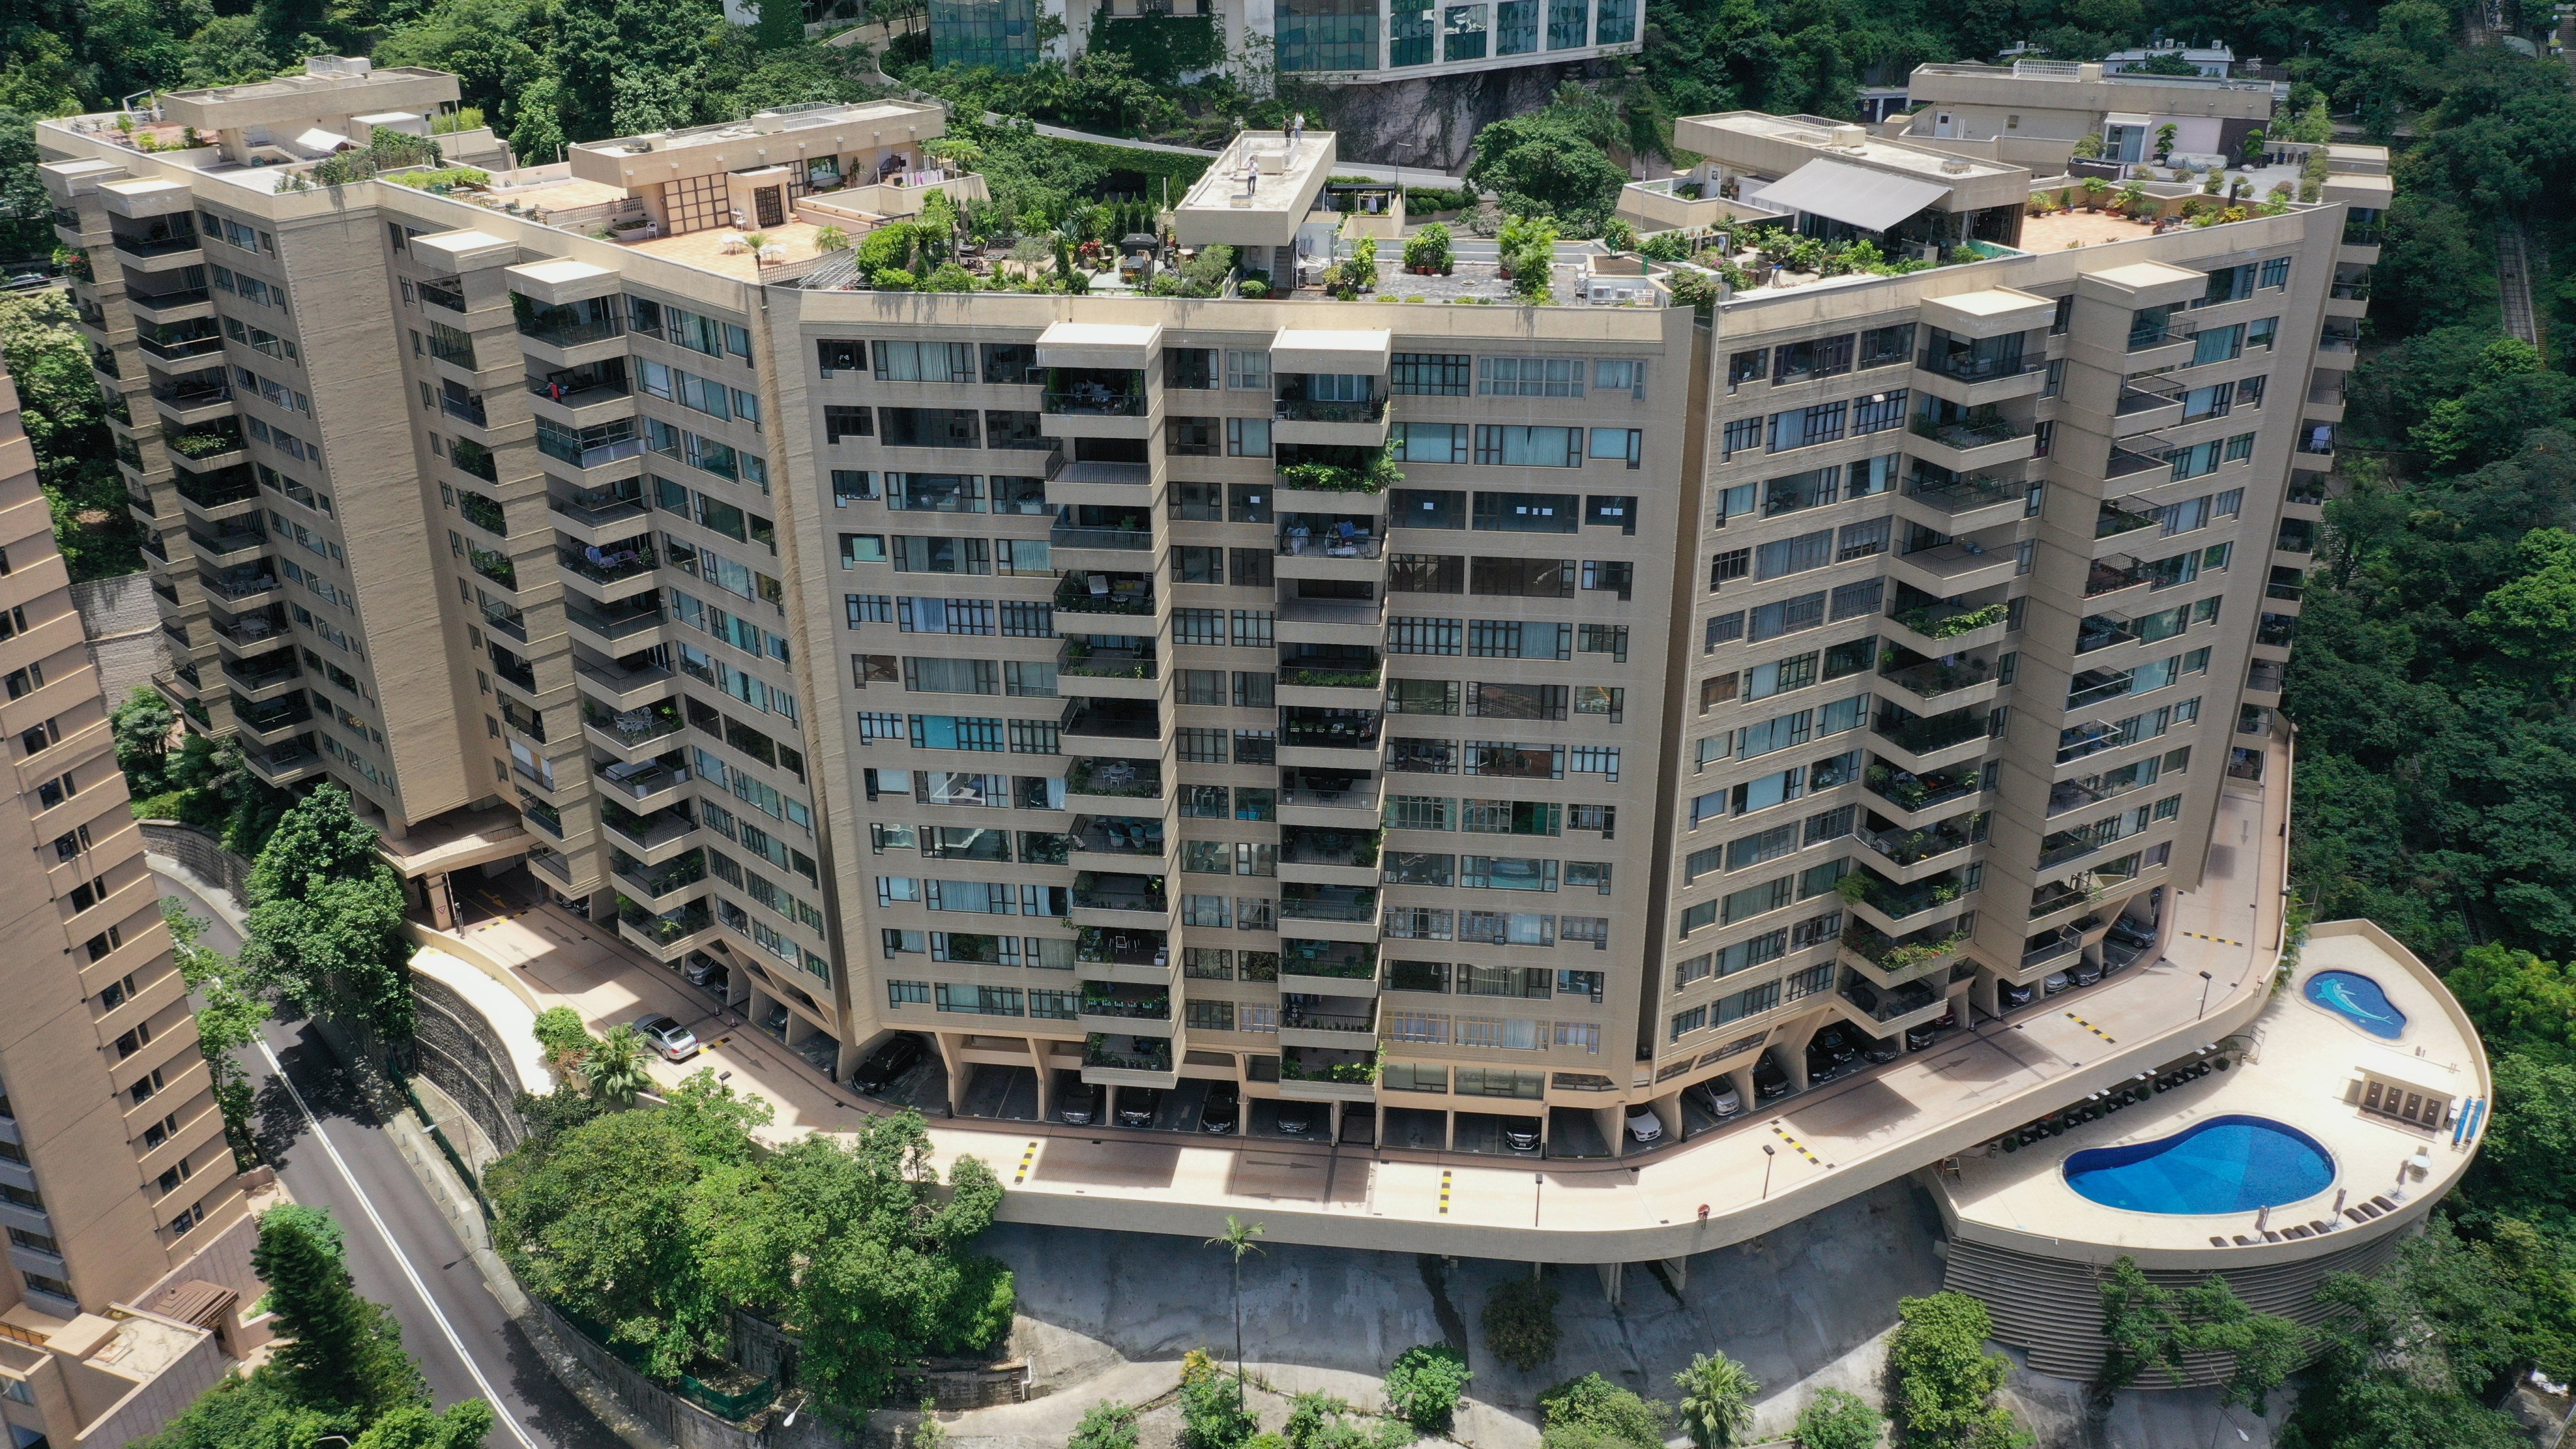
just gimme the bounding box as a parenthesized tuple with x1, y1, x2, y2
(2304, 969, 2408, 1039)
(2063, 1114, 2336, 1214)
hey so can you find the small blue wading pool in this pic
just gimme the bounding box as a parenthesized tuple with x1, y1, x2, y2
(2304, 969, 2407, 1039)
(2063, 1114, 2336, 1214)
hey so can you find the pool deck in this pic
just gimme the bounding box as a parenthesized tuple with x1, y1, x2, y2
(1940, 919, 2491, 1268)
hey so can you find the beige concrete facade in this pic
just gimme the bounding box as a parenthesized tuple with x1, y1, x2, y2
(34, 67, 2394, 1283)
(0, 358, 253, 1446)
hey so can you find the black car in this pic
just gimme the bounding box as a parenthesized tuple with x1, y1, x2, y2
(1058, 1080, 1100, 1125)
(1860, 1034, 1902, 1064)
(1200, 1082, 1241, 1134)
(850, 1033, 926, 1095)
(1502, 1121, 1542, 1153)
(1905, 1019, 1947, 1051)
(1999, 980, 2036, 1009)
(1274, 1102, 1319, 1136)
(2106, 917, 2158, 951)
(1813, 1026, 1860, 1063)
(2071, 959, 2104, 987)
(1114, 1087, 1162, 1128)
(1752, 1052, 1793, 1101)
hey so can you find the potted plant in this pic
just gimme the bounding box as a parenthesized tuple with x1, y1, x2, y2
(1402, 222, 1453, 275)
(2080, 176, 2111, 211)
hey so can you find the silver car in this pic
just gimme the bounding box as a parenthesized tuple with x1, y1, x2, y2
(633, 1013, 698, 1061)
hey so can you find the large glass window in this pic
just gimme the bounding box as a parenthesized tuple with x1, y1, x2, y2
(930, 0, 1039, 70)
(1594, 0, 1635, 43)
(1279, 0, 1380, 70)
(1496, 0, 1537, 52)
(1443, 2, 1487, 58)
(1546, 0, 1587, 46)
(1391, 0, 1434, 64)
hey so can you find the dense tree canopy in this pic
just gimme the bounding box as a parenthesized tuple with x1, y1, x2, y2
(240, 784, 416, 1044)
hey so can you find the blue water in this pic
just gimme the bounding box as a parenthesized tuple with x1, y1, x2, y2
(2305, 969, 2407, 1039)
(2063, 1114, 2336, 1214)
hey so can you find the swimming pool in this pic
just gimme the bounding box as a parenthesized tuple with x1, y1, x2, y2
(2305, 969, 2407, 1039)
(2062, 1115, 2335, 1214)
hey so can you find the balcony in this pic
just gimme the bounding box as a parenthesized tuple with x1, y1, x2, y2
(1279, 707, 1381, 756)
(199, 567, 280, 604)
(1066, 755, 1161, 800)
(1858, 813, 1979, 872)
(2113, 376, 2185, 427)
(618, 899, 714, 959)
(573, 653, 676, 710)
(595, 757, 690, 809)
(1282, 938, 1378, 989)
(1081, 1032, 1176, 1087)
(1877, 653, 1994, 708)
(439, 386, 489, 428)
(1060, 697, 1160, 746)
(600, 801, 696, 855)
(418, 279, 469, 314)
(245, 735, 324, 784)
(1060, 638, 1157, 686)
(2085, 555, 2151, 599)
(1883, 596, 2007, 654)
(174, 465, 258, 512)
(558, 538, 658, 591)
(1272, 386, 1389, 447)
(515, 295, 625, 351)
(229, 693, 312, 738)
(219, 649, 301, 694)
(1275, 443, 1400, 497)
(1050, 518, 1154, 558)
(1276, 517, 1384, 583)
(1279, 882, 1378, 929)
(1077, 985, 1174, 1036)
(1076, 926, 1169, 981)
(1872, 702, 1990, 770)
(1841, 919, 1974, 987)
(1901, 469, 2024, 530)
(1278, 825, 1380, 885)
(582, 697, 683, 757)
(1890, 534, 2017, 597)
(2104, 438, 2175, 481)
(2039, 818, 2127, 869)
(136, 321, 224, 364)
(148, 375, 231, 424)
(1836, 973, 1951, 1030)
(127, 284, 213, 321)
(536, 418, 643, 472)
(1072, 872, 1170, 924)
(1055, 572, 1155, 618)
(1278, 657, 1382, 709)
(1906, 412, 2034, 472)
(1070, 814, 1167, 860)
(1845, 864, 1973, 926)
(1279, 768, 1379, 824)
(108, 221, 202, 262)
(2021, 928, 2082, 971)
(469, 546, 519, 591)
(1279, 994, 1377, 1048)
(1041, 373, 1147, 416)
(186, 521, 267, 566)
(614, 850, 708, 909)
(2047, 760, 2157, 816)
(1278, 1045, 1378, 1101)
(548, 483, 650, 543)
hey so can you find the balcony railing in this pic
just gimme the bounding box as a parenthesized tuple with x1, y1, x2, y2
(1916, 348, 2040, 384)
(1840, 974, 1943, 1023)
(2085, 557, 2149, 596)
(1278, 662, 1382, 689)
(1067, 757, 1160, 797)
(1059, 643, 1157, 680)
(619, 900, 711, 945)
(1889, 600, 2006, 640)
(1273, 396, 1387, 423)
(1279, 886, 1377, 922)
(2094, 497, 2162, 539)
(1054, 575, 1155, 616)
(1079, 991, 1170, 1021)
(564, 598, 665, 641)
(1866, 757, 1979, 813)
(1084, 1033, 1172, 1073)
(1050, 523, 1152, 552)
(1874, 705, 1988, 757)
(1905, 471, 2023, 514)
(418, 279, 469, 313)
(1042, 389, 1145, 416)
(1072, 873, 1168, 913)
(1878, 657, 1990, 699)
(1910, 415, 2029, 450)
(559, 541, 657, 585)
(1060, 699, 1159, 740)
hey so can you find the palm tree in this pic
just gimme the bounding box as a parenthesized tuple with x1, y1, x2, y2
(1674, 1351, 1760, 1449)
(1204, 1216, 1265, 1414)
(582, 1024, 653, 1106)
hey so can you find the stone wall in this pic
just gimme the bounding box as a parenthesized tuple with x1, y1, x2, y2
(141, 820, 253, 902)
(1285, 58, 1613, 171)
(411, 972, 529, 1156)
(70, 571, 167, 709)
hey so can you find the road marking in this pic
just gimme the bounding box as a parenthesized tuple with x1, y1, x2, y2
(1768, 1123, 1822, 1166)
(1014, 1140, 1038, 1185)
(257, 1038, 540, 1449)
(1438, 1169, 1452, 1215)
(2179, 931, 2245, 947)
(2063, 1010, 2118, 1045)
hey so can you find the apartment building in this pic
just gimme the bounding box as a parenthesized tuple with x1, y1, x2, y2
(930, 0, 1641, 86)
(0, 358, 255, 1446)
(36, 65, 2374, 1168)
(1899, 58, 2280, 173)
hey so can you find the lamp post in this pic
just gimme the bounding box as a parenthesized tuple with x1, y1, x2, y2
(2196, 969, 2214, 1019)
(1761, 1143, 1777, 1199)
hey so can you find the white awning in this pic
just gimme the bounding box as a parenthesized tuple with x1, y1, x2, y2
(2102, 111, 2153, 128)
(1036, 321, 1162, 369)
(1750, 158, 1950, 233)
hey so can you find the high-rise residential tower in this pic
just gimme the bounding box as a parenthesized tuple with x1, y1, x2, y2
(35, 62, 2379, 1162)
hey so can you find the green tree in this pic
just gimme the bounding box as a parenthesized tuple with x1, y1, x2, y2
(1480, 1274, 1560, 1373)
(0, 288, 138, 579)
(1538, 1373, 1670, 1449)
(1885, 1293, 2027, 1449)
(1070, 1401, 1141, 1449)
(1179, 1348, 1257, 1449)
(112, 686, 177, 795)
(530, 1004, 594, 1072)
(581, 1023, 653, 1104)
(1672, 1351, 1758, 1448)
(1384, 1343, 1472, 1432)
(240, 785, 415, 1045)
(1203, 1214, 1264, 1415)
(162, 898, 264, 1162)
(252, 1205, 425, 1416)
(1793, 1388, 1884, 1449)
(1464, 99, 1628, 236)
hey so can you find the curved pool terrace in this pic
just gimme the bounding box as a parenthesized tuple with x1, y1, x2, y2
(2304, 969, 2407, 1039)
(2062, 1114, 2336, 1215)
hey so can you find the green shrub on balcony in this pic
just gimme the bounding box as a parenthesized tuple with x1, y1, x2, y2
(1894, 601, 2007, 639)
(165, 428, 240, 458)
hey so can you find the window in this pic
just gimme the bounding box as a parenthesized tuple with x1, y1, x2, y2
(1859, 323, 1914, 368)
(874, 340, 975, 382)
(1771, 335, 1853, 384)
(1226, 417, 1271, 457)
(1226, 350, 1270, 390)
(1471, 492, 1580, 532)
(1391, 422, 1468, 463)
(1475, 426, 1582, 467)
(1768, 402, 1846, 452)
(1391, 353, 1472, 394)
(1721, 416, 1763, 460)
(1478, 357, 1585, 396)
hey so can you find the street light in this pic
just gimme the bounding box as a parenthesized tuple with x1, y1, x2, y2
(1761, 1144, 1777, 1199)
(2196, 969, 2214, 1019)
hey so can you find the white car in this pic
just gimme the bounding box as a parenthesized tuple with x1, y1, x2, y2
(1696, 1080, 1745, 1119)
(1624, 1107, 1665, 1143)
(633, 1013, 699, 1061)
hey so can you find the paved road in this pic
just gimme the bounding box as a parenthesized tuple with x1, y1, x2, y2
(162, 873, 621, 1449)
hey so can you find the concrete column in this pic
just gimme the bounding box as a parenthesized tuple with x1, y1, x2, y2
(1594, 1102, 1625, 1156)
(935, 1031, 972, 1109)
(1327, 1100, 1344, 1142)
(426, 872, 454, 930)
(1596, 1261, 1623, 1305)
(1659, 1257, 1688, 1292)
(1648, 1092, 1682, 1141)
(1729, 1064, 1758, 1111)
(1028, 1038, 1055, 1119)
(1442, 1109, 1456, 1150)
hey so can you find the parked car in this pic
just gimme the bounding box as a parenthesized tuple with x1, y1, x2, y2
(2106, 916, 2158, 952)
(1274, 1102, 1319, 1136)
(1624, 1107, 1665, 1144)
(1114, 1087, 1162, 1128)
(682, 953, 725, 988)
(632, 1014, 697, 1061)
(850, 1033, 925, 1095)
(2043, 970, 2073, 996)
(1860, 1035, 1902, 1064)
(1503, 1121, 1543, 1153)
(1904, 1021, 1942, 1051)
(1753, 1053, 1793, 1102)
(2071, 959, 2104, 986)
(1058, 1080, 1100, 1125)
(1200, 1082, 1240, 1135)
(1689, 1079, 1745, 1118)
(1999, 980, 2036, 1009)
